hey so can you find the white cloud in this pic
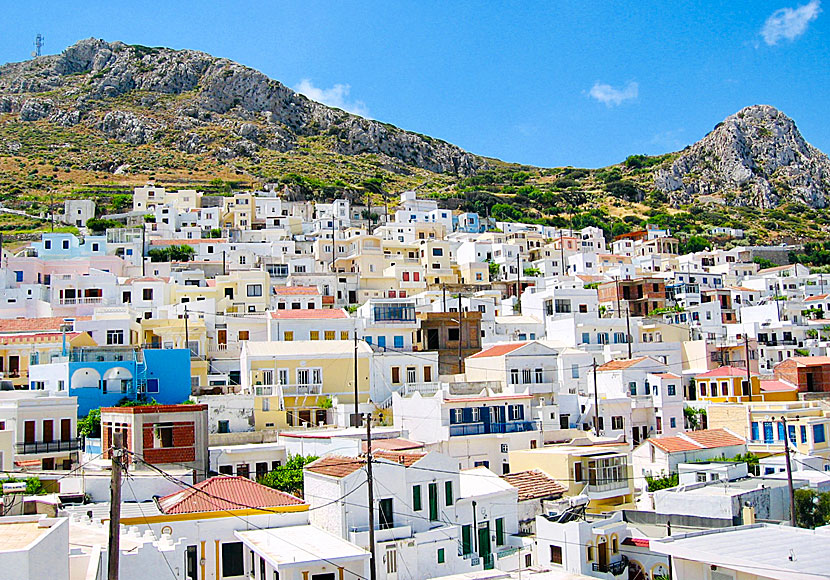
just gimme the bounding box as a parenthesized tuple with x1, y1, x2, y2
(588, 81, 639, 107)
(761, 0, 821, 45)
(293, 79, 369, 117)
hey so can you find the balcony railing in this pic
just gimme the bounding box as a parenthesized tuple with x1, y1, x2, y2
(15, 438, 82, 455)
(449, 420, 539, 436)
(59, 297, 104, 305)
(254, 384, 322, 396)
(585, 479, 629, 494)
(592, 556, 628, 575)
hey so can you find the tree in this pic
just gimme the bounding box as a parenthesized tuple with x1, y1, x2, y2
(86, 218, 120, 233)
(684, 406, 706, 430)
(78, 409, 101, 438)
(680, 235, 710, 254)
(258, 454, 319, 497)
(148, 245, 195, 262)
(645, 472, 678, 491)
(523, 267, 541, 277)
(795, 488, 830, 528)
(487, 261, 500, 281)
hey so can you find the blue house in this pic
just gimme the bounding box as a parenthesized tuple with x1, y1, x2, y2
(455, 213, 483, 234)
(31, 233, 108, 260)
(28, 347, 192, 416)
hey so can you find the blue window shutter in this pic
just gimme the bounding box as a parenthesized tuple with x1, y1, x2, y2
(778, 422, 785, 441)
(462, 408, 473, 423)
(751, 422, 759, 441)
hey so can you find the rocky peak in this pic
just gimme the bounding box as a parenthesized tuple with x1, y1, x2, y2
(654, 104, 830, 208)
(0, 38, 483, 175)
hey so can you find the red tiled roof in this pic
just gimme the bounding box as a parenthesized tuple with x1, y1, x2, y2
(0, 331, 83, 343)
(728, 286, 759, 292)
(787, 356, 830, 366)
(362, 438, 424, 453)
(157, 476, 304, 514)
(760, 379, 798, 393)
(305, 456, 365, 478)
(269, 309, 348, 320)
(502, 470, 566, 502)
(597, 357, 650, 371)
(805, 294, 828, 302)
(272, 286, 319, 296)
(0, 316, 91, 333)
(622, 538, 650, 548)
(649, 429, 745, 454)
(695, 366, 751, 378)
(468, 342, 527, 359)
(653, 373, 681, 379)
(373, 450, 428, 467)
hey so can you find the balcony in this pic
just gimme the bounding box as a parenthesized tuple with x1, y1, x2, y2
(254, 384, 322, 396)
(449, 420, 539, 437)
(631, 395, 653, 409)
(349, 521, 413, 545)
(403, 382, 441, 396)
(592, 556, 628, 576)
(585, 479, 629, 499)
(15, 438, 82, 455)
(59, 297, 104, 305)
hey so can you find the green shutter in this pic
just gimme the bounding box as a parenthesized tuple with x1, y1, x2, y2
(413, 485, 422, 511)
(445, 480, 453, 505)
(462, 525, 472, 555)
(495, 518, 504, 546)
(428, 482, 439, 521)
(437, 548, 445, 564)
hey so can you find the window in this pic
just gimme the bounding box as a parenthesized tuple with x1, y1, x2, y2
(448, 327, 460, 341)
(283, 331, 293, 341)
(143, 288, 153, 301)
(554, 299, 571, 313)
(495, 517, 505, 546)
(611, 416, 623, 430)
(535, 368, 544, 383)
(445, 480, 453, 505)
(510, 369, 519, 384)
(218, 420, 230, 434)
(221, 542, 244, 577)
(44, 240, 51, 249)
(394, 335, 404, 349)
(629, 381, 637, 396)
(667, 384, 676, 396)
(550, 545, 563, 565)
(586, 544, 594, 562)
(262, 398, 270, 412)
(14, 271, 22, 282)
(581, 332, 590, 344)
(310, 331, 320, 341)
(437, 548, 445, 564)
(238, 331, 249, 341)
(814, 424, 826, 444)
(62, 240, 69, 249)
(391, 367, 401, 384)
(574, 462, 583, 482)
(522, 369, 531, 384)
(801, 425, 808, 443)
(501, 443, 509, 453)
(432, 247, 443, 256)
(462, 525, 472, 555)
(247, 284, 262, 297)
(324, 331, 335, 340)
(153, 423, 174, 448)
(572, 364, 580, 379)
(341, 331, 350, 340)
(107, 330, 124, 345)
(508, 404, 524, 421)
(670, 417, 677, 429)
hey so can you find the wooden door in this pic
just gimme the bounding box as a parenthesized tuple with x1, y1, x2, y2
(42, 420, 53, 443)
(24, 420, 35, 443)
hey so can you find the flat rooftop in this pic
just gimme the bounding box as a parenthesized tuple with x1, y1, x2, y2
(0, 520, 51, 551)
(236, 525, 368, 568)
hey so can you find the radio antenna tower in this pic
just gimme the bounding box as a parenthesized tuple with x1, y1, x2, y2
(32, 34, 44, 58)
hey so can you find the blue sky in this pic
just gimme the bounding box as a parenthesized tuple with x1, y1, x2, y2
(1, 1, 828, 168)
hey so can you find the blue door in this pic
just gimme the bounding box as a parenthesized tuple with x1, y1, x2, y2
(763, 422, 774, 443)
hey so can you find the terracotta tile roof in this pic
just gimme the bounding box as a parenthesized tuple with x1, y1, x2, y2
(727, 286, 759, 292)
(157, 476, 304, 514)
(304, 456, 365, 478)
(650, 428, 745, 454)
(269, 309, 348, 320)
(760, 379, 798, 393)
(0, 316, 91, 333)
(653, 373, 681, 379)
(787, 356, 830, 366)
(362, 438, 424, 453)
(468, 342, 528, 358)
(695, 366, 750, 378)
(373, 450, 428, 467)
(597, 357, 650, 371)
(502, 470, 566, 502)
(806, 294, 828, 302)
(622, 537, 650, 548)
(272, 286, 320, 296)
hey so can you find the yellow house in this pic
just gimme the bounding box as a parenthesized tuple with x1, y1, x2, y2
(509, 442, 635, 513)
(710, 400, 830, 463)
(221, 192, 255, 230)
(692, 366, 776, 403)
(0, 317, 97, 387)
(241, 340, 372, 430)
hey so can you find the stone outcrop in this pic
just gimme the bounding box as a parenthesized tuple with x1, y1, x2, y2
(0, 38, 484, 175)
(654, 105, 830, 208)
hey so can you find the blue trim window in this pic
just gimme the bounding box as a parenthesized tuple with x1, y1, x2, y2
(751, 422, 759, 441)
(393, 336, 404, 349)
(377, 336, 387, 349)
(14, 271, 23, 282)
(801, 425, 808, 443)
(777, 422, 786, 441)
(788, 424, 796, 444)
(814, 424, 826, 444)
(146, 378, 159, 394)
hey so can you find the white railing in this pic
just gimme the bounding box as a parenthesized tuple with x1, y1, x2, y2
(404, 382, 441, 396)
(254, 384, 323, 396)
(59, 297, 104, 305)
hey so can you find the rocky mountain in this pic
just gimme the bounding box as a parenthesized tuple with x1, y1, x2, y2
(654, 104, 830, 209)
(0, 38, 482, 175)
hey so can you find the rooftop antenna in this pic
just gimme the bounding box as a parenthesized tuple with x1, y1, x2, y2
(32, 34, 44, 58)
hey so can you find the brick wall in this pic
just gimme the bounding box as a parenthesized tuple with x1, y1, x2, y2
(141, 421, 196, 465)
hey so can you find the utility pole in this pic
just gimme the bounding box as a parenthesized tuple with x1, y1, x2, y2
(592, 359, 600, 437)
(222, 250, 226, 276)
(330, 217, 336, 273)
(625, 306, 632, 359)
(353, 335, 360, 426)
(744, 334, 753, 402)
(516, 252, 521, 303)
(780, 415, 797, 527)
(108, 431, 124, 580)
(184, 305, 189, 356)
(775, 282, 782, 322)
(365, 412, 377, 580)
(559, 232, 565, 276)
(615, 277, 621, 318)
(442, 284, 447, 313)
(141, 225, 146, 276)
(458, 293, 463, 374)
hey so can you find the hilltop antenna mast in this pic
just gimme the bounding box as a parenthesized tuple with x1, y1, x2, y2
(32, 34, 44, 58)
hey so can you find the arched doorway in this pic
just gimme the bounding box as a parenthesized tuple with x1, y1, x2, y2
(628, 560, 646, 580)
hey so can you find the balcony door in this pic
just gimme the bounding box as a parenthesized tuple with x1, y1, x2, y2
(61, 419, 71, 441)
(379, 497, 394, 529)
(24, 420, 35, 443)
(42, 420, 53, 443)
(597, 539, 608, 571)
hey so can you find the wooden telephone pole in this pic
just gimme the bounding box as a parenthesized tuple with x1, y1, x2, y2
(108, 432, 124, 580)
(365, 412, 377, 580)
